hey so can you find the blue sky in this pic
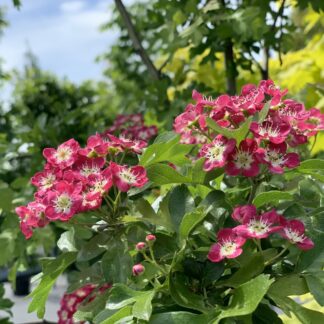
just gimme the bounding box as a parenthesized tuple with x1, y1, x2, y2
(0, 0, 119, 84)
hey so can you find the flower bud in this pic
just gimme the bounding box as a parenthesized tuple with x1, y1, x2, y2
(146, 234, 156, 243)
(132, 263, 145, 276)
(135, 242, 146, 251)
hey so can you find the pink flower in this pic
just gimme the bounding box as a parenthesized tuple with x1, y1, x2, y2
(88, 167, 113, 194)
(208, 228, 246, 262)
(298, 108, 324, 136)
(233, 209, 282, 239)
(110, 162, 148, 192)
(279, 218, 314, 250)
(277, 99, 309, 122)
(78, 134, 110, 157)
(31, 169, 61, 195)
(225, 139, 260, 177)
(107, 134, 147, 154)
(250, 120, 291, 144)
(256, 142, 300, 174)
(258, 79, 288, 106)
(16, 201, 47, 239)
(43, 139, 80, 169)
(80, 191, 102, 211)
(43, 181, 82, 221)
(286, 129, 308, 147)
(232, 205, 257, 223)
(72, 156, 105, 181)
(132, 263, 145, 276)
(198, 135, 236, 171)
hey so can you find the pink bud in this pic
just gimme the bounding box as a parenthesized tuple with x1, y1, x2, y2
(132, 263, 145, 276)
(146, 234, 156, 242)
(136, 242, 146, 251)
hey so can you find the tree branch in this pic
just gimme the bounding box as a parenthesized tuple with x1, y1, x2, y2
(114, 0, 161, 80)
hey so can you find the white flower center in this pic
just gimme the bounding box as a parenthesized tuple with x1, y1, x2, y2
(284, 228, 304, 243)
(264, 150, 286, 167)
(119, 170, 136, 184)
(54, 193, 72, 214)
(234, 151, 253, 169)
(259, 124, 280, 137)
(220, 241, 237, 257)
(248, 219, 270, 235)
(80, 164, 100, 177)
(206, 144, 225, 161)
(41, 174, 56, 189)
(93, 180, 109, 194)
(55, 147, 72, 162)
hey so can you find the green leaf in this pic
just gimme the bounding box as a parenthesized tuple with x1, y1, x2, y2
(169, 272, 208, 313)
(150, 311, 209, 324)
(257, 101, 271, 123)
(252, 191, 293, 208)
(298, 159, 324, 170)
(268, 275, 309, 297)
(223, 254, 265, 288)
(94, 306, 133, 324)
(57, 228, 77, 252)
(28, 252, 77, 318)
(168, 185, 194, 233)
(268, 292, 324, 324)
(132, 290, 155, 321)
(77, 232, 109, 262)
(179, 207, 207, 245)
(135, 198, 157, 219)
(192, 158, 224, 185)
(140, 132, 193, 167)
(304, 272, 324, 306)
(214, 274, 274, 323)
(206, 116, 252, 143)
(106, 284, 146, 310)
(147, 163, 192, 185)
(101, 239, 132, 284)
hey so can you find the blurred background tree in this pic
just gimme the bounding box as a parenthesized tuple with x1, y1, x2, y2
(99, 0, 324, 127)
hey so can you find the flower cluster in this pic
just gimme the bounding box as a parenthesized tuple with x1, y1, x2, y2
(58, 283, 111, 324)
(174, 80, 323, 176)
(16, 132, 149, 239)
(105, 113, 158, 141)
(208, 205, 314, 263)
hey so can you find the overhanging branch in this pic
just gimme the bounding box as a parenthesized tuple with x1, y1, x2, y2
(114, 0, 161, 81)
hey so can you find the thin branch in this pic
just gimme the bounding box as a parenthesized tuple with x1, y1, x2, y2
(114, 0, 161, 80)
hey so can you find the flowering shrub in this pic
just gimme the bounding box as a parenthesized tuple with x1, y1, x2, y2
(16, 83, 324, 323)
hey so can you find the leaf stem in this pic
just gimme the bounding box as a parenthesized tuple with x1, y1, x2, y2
(265, 244, 290, 266)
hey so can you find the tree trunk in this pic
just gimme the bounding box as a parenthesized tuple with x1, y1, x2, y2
(224, 40, 237, 95)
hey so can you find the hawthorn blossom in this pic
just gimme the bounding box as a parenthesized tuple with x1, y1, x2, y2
(226, 139, 260, 177)
(110, 162, 148, 192)
(198, 135, 236, 171)
(43, 181, 82, 221)
(43, 139, 80, 169)
(298, 108, 324, 136)
(233, 209, 282, 239)
(250, 120, 291, 144)
(78, 134, 110, 157)
(72, 156, 105, 181)
(31, 169, 60, 195)
(208, 228, 246, 262)
(256, 142, 300, 174)
(279, 218, 314, 250)
(88, 167, 113, 195)
(232, 205, 257, 223)
(132, 263, 145, 276)
(80, 191, 102, 211)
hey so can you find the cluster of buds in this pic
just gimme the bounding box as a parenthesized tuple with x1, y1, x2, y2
(208, 205, 314, 263)
(132, 234, 156, 276)
(57, 283, 111, 324)
(105, 113, 158, 141)
(15, 130, 150, 239)
(174, 80, 323, 176)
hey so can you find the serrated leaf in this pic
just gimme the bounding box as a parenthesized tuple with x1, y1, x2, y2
(132, 290, 155, 321)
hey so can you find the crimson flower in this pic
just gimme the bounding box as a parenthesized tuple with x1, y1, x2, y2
(110, 162, 148, 192)
(198, 135, 236, 171)
(278, 218, 314, 250)
(225, 139, 260, 177)
(232, 205, 257, 223)
(208, 228, 246, 262)
(43, 139, 80, 169)
(256, 142, 300, 174)
(233, 209, 282, 239)
(43, 181, 82, 221)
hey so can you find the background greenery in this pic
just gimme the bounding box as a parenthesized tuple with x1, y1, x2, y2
(0, 0, 323, 322)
